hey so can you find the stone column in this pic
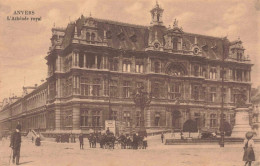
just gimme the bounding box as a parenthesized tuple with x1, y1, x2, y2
(145, 108, 151, 127)
(102, 56, 105, 69)
(72, 52, 74, 67)
(77, 53, 79, 67)
(95, 55, 98, 68)
(83, 54, 86, 68)
(55, 107, 61, 130)
(72, 104, 81, 131)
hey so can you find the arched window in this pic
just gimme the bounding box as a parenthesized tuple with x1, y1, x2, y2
(166, 64, 186, 76)
(86, 32, 90, 41)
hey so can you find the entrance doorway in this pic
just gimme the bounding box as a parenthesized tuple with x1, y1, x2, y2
(172, 110, 181, 129)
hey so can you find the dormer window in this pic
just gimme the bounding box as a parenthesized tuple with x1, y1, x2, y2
(130, 34, 137, 42)
(173, 37, 182, 50)
(202, 44, 208, 52)
(106, 31, 112, 39)
(117, 32, 125, 41)
(86, 32, 90, 41)
(91, 33, 96, 41)
(237, 53, 243, 61)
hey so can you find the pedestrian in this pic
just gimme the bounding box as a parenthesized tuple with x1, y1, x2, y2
(35, 135, 41, 146)
(180, 130, 184, 140)
(79, 133, 84, 149)
(10, 124, 22, 165)
(106, 128, 110, 135)
(161, 132, 164, 143)
(243, 132, 255, 166)
(143, 136, 147, 149)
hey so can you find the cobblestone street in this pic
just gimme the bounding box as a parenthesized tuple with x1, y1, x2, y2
(0, 134, 259, 166)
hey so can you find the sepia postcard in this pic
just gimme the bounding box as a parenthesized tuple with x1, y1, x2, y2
(0, 0, 260, 166)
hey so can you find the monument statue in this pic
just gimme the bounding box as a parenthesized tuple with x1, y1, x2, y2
(231, 90, 252, 138)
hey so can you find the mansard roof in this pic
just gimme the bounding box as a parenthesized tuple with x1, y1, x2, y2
(59, 16, 229, 60)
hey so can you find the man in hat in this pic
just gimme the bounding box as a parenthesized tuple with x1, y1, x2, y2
(79, 133, 84, 149)
(10, 124, 22, 165)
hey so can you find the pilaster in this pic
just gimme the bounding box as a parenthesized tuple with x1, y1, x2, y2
(72, 104, 80, 130)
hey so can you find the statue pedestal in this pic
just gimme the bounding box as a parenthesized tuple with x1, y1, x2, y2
(231, 108, 252, 138)
(253, 122, 260, 138)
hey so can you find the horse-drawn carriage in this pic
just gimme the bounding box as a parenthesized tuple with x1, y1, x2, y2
(117, 134, 147, 149)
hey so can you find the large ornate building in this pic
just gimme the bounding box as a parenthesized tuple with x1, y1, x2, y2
(0, 3, 253, 136)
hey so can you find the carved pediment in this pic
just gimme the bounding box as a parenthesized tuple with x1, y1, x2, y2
(84, 18, 97, 28)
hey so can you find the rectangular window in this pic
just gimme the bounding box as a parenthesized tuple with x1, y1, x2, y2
(209, 87, 217, 102)
(123, 62, 131, 72)
(123, 63, 127, 72)
(135, 64, 144, 73)
(177, 38, 182, 50)
(111, 111, 117, 121)
(192, 85, 199, 100)
(64, 110, 72, 127)
(220, 70, 227, 80)
(123, 111, 131, 127)
(153, 83, 160, 98)
(127, 64, 131, 72)
(109, 59, 118, 71)
(210, 114, 217, 127)
(80, 109, 89, 126)
(169, 83, 181, 100)
(172, 37, 178, 50)
(93, 79, 101, 96)
(154, 112, 160, 126)
(80, 77, 90, 96)
(92, 110, 101, 127)
(110, 80, 118, 97)
(123, 81, 131, 98)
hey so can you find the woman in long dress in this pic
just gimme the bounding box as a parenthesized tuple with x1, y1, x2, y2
(243, 132, 255, 166)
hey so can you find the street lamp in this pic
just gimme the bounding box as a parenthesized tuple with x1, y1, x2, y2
(133, 86, 152, 137)
(220, 37, 229, 147)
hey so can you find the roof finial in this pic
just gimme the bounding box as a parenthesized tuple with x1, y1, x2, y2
(90, 12, 92, 17)
(173, 18, 178, 28)
(156, 0, 159, 7)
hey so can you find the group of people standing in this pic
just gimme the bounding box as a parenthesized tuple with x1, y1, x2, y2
(6, 124, 257, 165)
(118, 133, 148, 149)
(55, 134, 76, 143)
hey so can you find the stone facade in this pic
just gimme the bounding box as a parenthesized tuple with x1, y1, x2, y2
(0, 3, 253, 136)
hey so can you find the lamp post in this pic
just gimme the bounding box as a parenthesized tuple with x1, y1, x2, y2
(220, 60, 225, 147)
(133, 86, 152, 137)
(220, 37, 229, 147)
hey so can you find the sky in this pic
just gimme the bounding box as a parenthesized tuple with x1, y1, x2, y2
(0, 0, 260, 101)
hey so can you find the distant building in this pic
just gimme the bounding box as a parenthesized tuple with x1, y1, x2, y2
(0, 2, 253, 136)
